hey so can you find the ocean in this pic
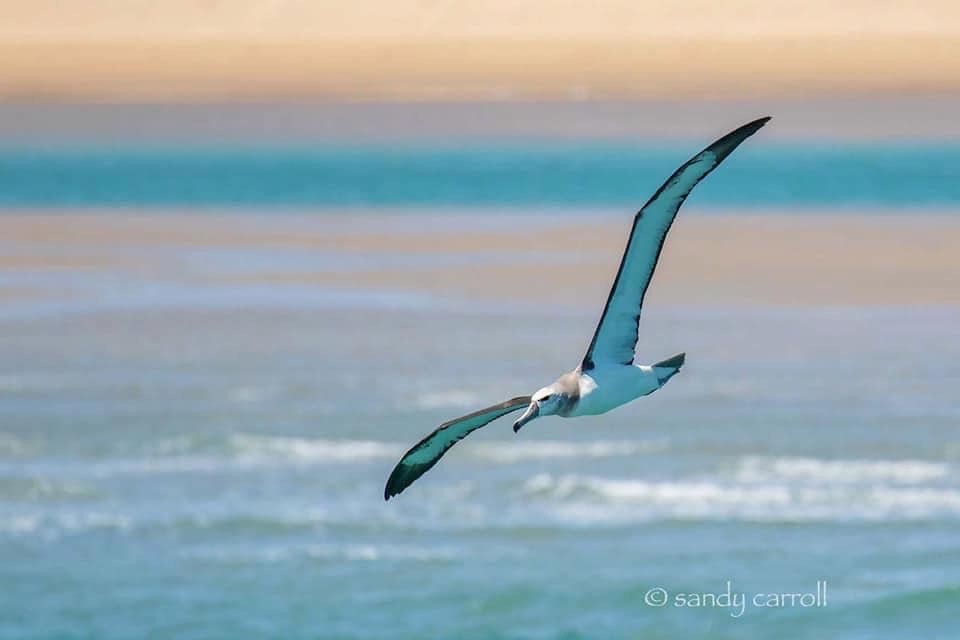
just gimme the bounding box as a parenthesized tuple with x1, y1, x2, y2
(1, 140, 958, 639)
(0, 142, 959, 208)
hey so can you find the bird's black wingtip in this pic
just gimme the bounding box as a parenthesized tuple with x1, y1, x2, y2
(384, 460, 423, 500)
(384, 483, 403, 501)
(708, 117, 772, 160)
(739, 116, 772, 135)
(384, 466, 404, 500)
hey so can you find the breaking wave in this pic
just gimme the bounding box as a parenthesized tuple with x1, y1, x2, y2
(466, 438, 665, 462)
(0, 511, 132, 538)
(184, 543, 458, 564)
(141, 433, 399, 465)
(224, 434, 397, 461)
(521, 456, 960, 524)
(735, 456, 950, 484)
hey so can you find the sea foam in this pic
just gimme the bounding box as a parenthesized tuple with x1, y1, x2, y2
(736, 456, 950, 484)
(520, 455, 960, 524)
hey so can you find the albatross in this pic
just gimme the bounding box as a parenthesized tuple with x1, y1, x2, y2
(384, 117, 770, 500)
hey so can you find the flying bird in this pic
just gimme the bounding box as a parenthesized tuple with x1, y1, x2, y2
(384, 117, 770, 500)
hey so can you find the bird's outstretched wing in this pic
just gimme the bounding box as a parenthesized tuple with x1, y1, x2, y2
(384, 396, 531, 500)
(581, 117, 770, 371)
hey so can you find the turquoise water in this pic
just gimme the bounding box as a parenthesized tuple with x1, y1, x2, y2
(2, 297, 959, 639)
(0, 143, 959, 207)
(1, 137, 959, 637)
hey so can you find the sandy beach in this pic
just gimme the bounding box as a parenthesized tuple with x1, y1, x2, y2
(2, 36, 958, 103)
(1, 2, 959, 102)
(3, 212, 958, 315)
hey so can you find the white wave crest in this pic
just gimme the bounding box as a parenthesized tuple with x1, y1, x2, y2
(226, 435, 397, 462)
(0, 515, 41, 535)
(0, 512, 132, 538)
(186, 543, 456, 564)
(521, 472, 960, 523)
(868, 488, 960, 514)
(28, 435, 402, 478)
(524, 473, 790, 506)
(306, 543, 458, 562)
(466, 439, 665, 463)
(736, 456, 950, 484)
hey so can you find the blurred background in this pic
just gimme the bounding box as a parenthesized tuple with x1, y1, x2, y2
(1, 2, 959, 639)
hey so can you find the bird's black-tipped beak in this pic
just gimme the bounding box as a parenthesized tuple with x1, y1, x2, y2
(513, 403, 539, 432)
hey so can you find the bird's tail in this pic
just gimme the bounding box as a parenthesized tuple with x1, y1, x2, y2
(652, 352, 685, 385)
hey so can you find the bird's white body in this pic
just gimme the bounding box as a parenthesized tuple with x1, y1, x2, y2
(566, 365, 660, 417)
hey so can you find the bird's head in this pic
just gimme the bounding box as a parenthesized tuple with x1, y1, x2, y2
(513, 386, 560, 432)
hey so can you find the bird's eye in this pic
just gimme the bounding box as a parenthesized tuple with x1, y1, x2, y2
(539, 395, 551, 403)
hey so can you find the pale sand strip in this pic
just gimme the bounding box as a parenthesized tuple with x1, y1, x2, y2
(3, 2, 958, 101)
(2, 213, 957, 309)
(5, 1, 957, 41)
(0, 35, 959, 102)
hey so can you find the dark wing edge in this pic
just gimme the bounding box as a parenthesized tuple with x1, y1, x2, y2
(581, 116, 771, 370)
(384, 396, 531, 500)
